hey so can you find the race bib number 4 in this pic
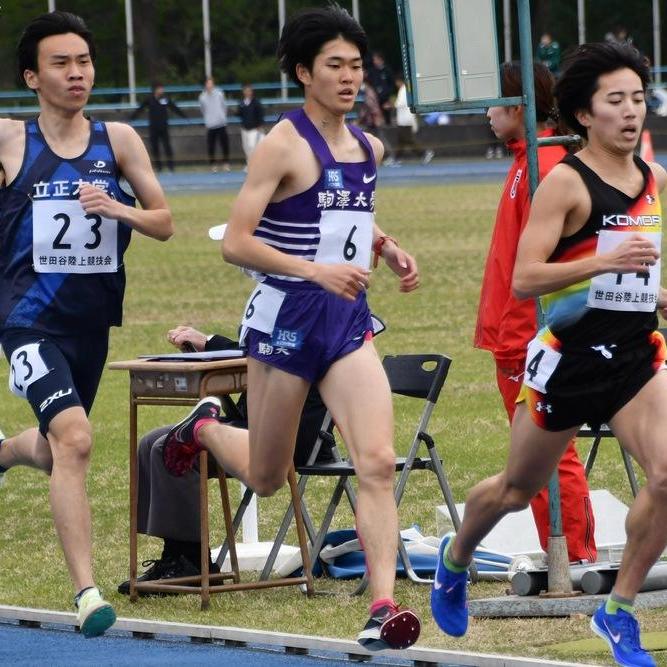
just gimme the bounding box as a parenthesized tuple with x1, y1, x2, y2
(523, 336, 562, 393)
(313, 209, 373, 269)
(588, 230, 661, 312)
(8, 342, 50, 399)
(32, 199, 118, 274)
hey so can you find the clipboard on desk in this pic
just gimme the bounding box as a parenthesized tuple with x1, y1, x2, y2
(138, 349, 246, 362)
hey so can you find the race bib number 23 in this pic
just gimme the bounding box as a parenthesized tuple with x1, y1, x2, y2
(32, 199, 118, 274)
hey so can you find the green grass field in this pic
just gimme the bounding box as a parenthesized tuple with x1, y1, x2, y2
(0, 182, 663, 665)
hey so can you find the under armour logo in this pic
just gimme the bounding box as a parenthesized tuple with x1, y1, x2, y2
(591, 344, 617, 359)
(535, 401, 552, 413)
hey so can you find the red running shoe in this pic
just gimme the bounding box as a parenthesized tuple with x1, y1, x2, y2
(357, 603, 421, 651)
(162, 397, 221, 476)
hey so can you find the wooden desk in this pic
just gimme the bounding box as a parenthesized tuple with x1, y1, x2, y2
(109, 357, 313, 608)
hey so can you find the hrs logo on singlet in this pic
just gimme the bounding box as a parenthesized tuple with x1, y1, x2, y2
(324, 169, 344, 189)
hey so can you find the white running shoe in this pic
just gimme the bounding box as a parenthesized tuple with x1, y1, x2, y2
(76, 587, 116, 638)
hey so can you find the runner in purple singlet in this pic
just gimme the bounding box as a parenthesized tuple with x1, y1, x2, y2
(161, 5, 421, 651)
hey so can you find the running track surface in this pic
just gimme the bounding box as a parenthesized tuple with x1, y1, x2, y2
(0, 622, 470, 667)
(154, 153, 667, 194)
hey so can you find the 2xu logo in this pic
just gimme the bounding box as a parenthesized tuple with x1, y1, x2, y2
(40, 388, 73, 413)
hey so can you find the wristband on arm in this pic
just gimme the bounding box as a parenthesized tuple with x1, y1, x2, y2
(372, 235, 399, 268)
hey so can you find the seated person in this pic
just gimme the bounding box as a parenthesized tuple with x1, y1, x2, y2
(118, 325, 333, 593)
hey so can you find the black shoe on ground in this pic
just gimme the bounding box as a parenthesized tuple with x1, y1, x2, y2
(357, 603, 421, 651)
(162, 397, 222, 476)
(118, 554, 213, 596)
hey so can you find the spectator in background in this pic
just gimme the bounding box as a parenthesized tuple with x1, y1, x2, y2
(394, 75, 433, 164)
(117, 324, 334, 595)
(368, 51, 395, 125)
(199, 76, 230, 172)
(605, 25, 633, 47)
(238, 83, 264, 168)
(536, 33, 561, 75)
(131, 83, 186, 172)
(357, 75, 396, 165)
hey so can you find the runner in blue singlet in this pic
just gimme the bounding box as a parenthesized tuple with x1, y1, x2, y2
(0, 11, 173, 638)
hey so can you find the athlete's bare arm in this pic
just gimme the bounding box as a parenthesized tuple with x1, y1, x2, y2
(79, 122, 173, 241)
(0, 118, 29, 186)
(357, 132, 419, 292)
(223, 120, 371, 301)
(513, 163, 660, 299)
(649, 161, 667, 317)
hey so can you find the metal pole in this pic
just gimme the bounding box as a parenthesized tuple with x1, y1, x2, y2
(503, 0, 511, 63)
(654, 0, 662, 85)
(352, 0, 360, 21)
(517, 0, 538, 197)
(577, 0, 586, 45)
(518, 0, 572, 596)
(125, 0, 137, 106)
(278, 0, 288, 100)
(203, 0, 212, 79)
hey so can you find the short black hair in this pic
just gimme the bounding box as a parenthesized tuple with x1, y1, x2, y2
(17, 11, 95, 84)
(277, 3, 367, 89)
(554, 41, 650, 139)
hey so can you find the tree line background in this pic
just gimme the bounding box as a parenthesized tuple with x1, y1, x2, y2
(0, 0, 661, 93)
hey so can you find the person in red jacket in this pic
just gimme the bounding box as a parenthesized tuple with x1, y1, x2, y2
(475, 61, 597, 563)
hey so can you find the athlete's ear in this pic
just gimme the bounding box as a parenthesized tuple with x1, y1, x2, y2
(295, 63, 312, 88)
(574, 107, 592, 130)
(24, 69, 39, 91)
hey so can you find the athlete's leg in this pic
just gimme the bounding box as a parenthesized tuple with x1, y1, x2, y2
(450, 403, 578, 565)
(317, 341, 397, 602)
(496, 360, 596, 562)
(46, 406, 96, 592)
(196, 357, 310, 496)
(0, 427, 52, 473)
(608, 370, 667, 598)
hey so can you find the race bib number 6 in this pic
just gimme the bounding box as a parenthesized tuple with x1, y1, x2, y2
(32, 199, 118, 274)
(240, 283, 286, 334)
(8, 342, 50, 399)
(314, 209, 373, 269)
(523, 336, 562, 393)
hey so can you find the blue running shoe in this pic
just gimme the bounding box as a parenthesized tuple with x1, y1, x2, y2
(431, 533, 469, 637)
(591, 604, 656, 667)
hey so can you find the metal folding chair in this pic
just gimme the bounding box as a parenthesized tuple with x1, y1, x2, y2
(578, 423, 640, 498)
(263, 353, 468, 593)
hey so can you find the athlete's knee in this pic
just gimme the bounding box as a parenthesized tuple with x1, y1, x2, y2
(250, 471, 288, 497)
(49, 421, 93, 463)
(354, 444, 396, 486)
(498, 475, 534, 513)
(645, 463, 667, 501)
